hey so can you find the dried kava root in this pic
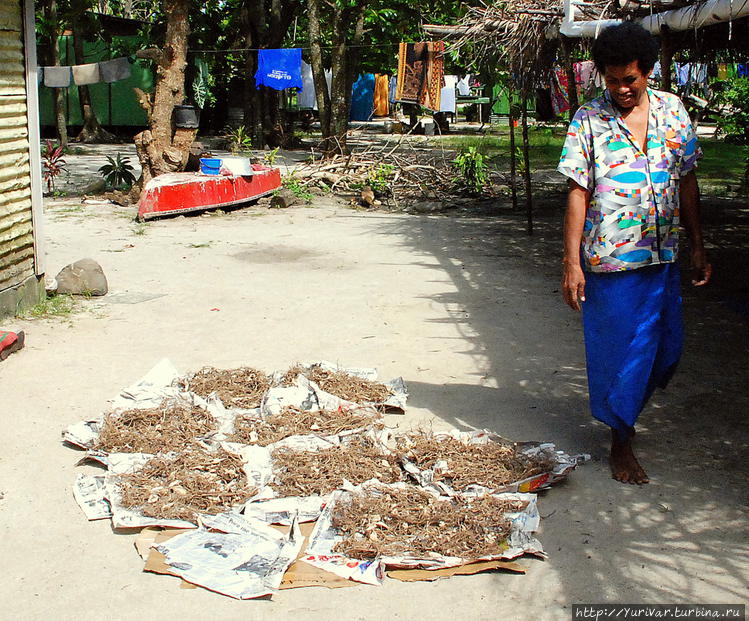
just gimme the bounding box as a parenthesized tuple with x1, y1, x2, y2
(332, 485, 527, 560)
(271, 437, 402, 497)
(95, 401, 217, 453)
(282, 363, 392, 403)
(180, 366, 271, 409)
(399, 433, 555, 491)
(228, 406, 380, 446)
(119, 448, 257, 522)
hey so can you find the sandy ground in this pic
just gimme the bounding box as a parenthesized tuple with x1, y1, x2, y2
(1, 182, 747, 619)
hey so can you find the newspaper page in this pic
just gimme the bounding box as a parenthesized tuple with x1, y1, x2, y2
(156, 518, 303, 599)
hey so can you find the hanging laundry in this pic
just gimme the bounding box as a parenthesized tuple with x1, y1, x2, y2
(440, 75, 457, 114)
(388, 75, 397, 103)
(550, 68, 570, 116)
(373, 74, 390, 117)
(395, 41, 444, 111)
(456, 74, 471, 96)
(72, 63, 101, 85)
(350, 73, 375, 121)
(43, 66, 72, 88)
(737, 64, 749, 77)
(717, 63, 728, 80)
(297, 61, 316, 109)
(675, 63, 690, 87)
(99, 57, 132, 83)
(577, 60, 597, 99)
(255, 48, 303, 90)
(651, 61, 662, 80)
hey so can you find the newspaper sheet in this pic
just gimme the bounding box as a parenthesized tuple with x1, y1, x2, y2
(303, 482, 543, 581)
(155, 518, 303, 599)
(72, 473, 112, 520)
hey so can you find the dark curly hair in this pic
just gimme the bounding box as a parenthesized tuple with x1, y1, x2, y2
(591, 22, 659, 75)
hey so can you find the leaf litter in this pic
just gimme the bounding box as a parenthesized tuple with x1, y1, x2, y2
(332, 484, 528, 560)
(228, 405, 381, 446)
(271, 436, 402, 497)
(118, 448, 256, 522)
(94, 400, 217, 454)
(281, 363, 392, 404)
(398, 432, 556, 491)
(180, 366, 271, 409)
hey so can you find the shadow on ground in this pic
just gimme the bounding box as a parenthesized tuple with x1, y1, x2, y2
(368, 195, 749, 605)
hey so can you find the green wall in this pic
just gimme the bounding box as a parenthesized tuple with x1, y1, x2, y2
(39, 36, 153, 127)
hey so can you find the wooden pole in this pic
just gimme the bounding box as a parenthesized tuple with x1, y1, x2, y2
(659, 29, 674, 92)
(508, 95, 518, 212)
(521, 96, 533, 235)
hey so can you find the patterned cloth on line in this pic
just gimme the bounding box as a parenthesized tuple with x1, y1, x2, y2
(395, 41, 444, 111)
(557, 88, 701, 273)
(582, 262, 683, 439)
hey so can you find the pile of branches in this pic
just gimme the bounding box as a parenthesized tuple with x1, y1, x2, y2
(281, 363, 392, 404)
(179, 366, 271, 409)
(228, 405, 380, 445)
(287, 134, 459, 207)
(271, 437, 402, 497)
(95, 400, 217, 453)
(398, 433, 555, 490)
(332, 484, 528, 560)
(119, 448, 256, 522)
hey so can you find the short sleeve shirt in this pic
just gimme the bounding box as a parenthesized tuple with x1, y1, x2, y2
(557, 89, 701, 273)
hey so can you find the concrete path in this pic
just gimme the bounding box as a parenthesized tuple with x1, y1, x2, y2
(1, 194, 746, 620)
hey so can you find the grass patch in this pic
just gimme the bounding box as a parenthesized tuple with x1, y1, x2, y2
(132, 222, 148, 236)
(19, 293, 76, 319)
(435, 128, 748, 191)
(187, 242, 211, 248)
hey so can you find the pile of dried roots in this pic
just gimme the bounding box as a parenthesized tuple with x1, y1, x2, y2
(271, 437, 402, 497)
(119, 448, 256, 522)
(332, 485, 527, 560)
(399, 434, 554, 490)
(283, 364, 391, 404)
(228, 406, 380, 446)
(180, 366, 271, 409)
(95, 401, 217, 453)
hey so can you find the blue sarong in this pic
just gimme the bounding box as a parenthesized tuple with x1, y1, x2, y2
(582, 263, 683, 439)
(255, 48, 303, 91)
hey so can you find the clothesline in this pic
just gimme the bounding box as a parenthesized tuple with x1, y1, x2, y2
(189, 43, 405, 54)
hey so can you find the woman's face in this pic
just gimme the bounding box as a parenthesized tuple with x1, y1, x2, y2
(604, 60, 651, 110)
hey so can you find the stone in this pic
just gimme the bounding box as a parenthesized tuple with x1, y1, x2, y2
(360, 185, 375, 207)
(270, 189, 302, 209)
(80, 178, 106, 195)
(55, 258, 108, 296)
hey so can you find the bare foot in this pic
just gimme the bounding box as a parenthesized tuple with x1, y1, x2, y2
(610, 430, 649, 484)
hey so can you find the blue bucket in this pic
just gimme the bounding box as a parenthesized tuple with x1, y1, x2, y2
(200, 158, 222, 175)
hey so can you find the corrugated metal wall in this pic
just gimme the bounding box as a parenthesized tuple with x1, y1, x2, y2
(0, 0, 35, 293)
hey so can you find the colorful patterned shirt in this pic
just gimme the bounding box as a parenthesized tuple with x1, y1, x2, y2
(557, 88, 701, 273)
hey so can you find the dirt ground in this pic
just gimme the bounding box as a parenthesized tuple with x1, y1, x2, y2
(1, 164, 747, 619)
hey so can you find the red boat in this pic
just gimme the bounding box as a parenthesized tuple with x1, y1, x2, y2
(137, 164, 281, 221)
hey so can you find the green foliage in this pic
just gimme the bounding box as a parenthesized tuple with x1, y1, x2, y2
(19, 293, 76, 319)
(224, 126, 254, 153)
(367, 163, 395, 196)
(41, 140, 67, 193)
(281, 174, 314, 203)
(98, 153, 136, 188)
(713, 77, 749, 144)
(453, 146, 488, 193)
(263, 147, 280, 166)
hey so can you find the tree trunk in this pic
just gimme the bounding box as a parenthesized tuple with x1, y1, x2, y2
(46, 0, 68, 147)
(131, 0, 196, 202)
(509, 100, 518, 211)
(71, 22, 114, 143)
(660, 31, 674, 93)
(521, 98, 533, 235)
(307, 0, 330, 148)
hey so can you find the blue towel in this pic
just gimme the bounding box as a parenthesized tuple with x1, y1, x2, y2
(349, 73, 375, 121)
(582, 263, 683, 439)
(255, 48, 303, 91)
